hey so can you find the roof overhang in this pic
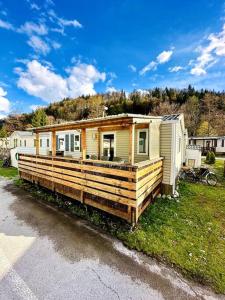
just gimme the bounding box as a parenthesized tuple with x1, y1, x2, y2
(27, 113, 162, 133)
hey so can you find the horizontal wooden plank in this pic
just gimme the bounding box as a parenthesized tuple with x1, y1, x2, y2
(137, 173, 163, 198)
(137, 177, 162, 206)
(19, 163, 136, 199)
(137, 161, 163, 179)
(137, 167, 162, 190)
(85, 198, 129, 221)
(19, 160, 136, 190)
(19, 167, 137, 207)
(19, 155, 135, 179)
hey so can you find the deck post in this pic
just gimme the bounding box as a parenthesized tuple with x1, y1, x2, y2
(52, 131, 56, 156)
(81, 128, 86, 160)
(97, 128, 101, 160)
(128, 124, 135, 165)
(36, 132, 39, 155)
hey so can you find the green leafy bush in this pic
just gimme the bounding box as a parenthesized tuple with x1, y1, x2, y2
(205, 151, 216, 164)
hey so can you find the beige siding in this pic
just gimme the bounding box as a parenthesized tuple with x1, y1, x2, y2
(160, 123, 173, 185)
(149, 120, 160, 160)
(116, 130, 129, 162)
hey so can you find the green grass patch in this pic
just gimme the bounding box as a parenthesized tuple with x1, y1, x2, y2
(0, 160, 18, 178)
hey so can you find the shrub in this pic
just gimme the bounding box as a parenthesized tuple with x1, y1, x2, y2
(205, 151, 216, 164)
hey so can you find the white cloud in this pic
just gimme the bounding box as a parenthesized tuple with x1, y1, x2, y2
(157, 50, 173, 63)
(27, 36, 50, 55)
(30, 104, 45, 111)
(190, 24, 225, 76)
(51, 41, 61, 49)
(139, 61, 157, 75)
(30, 3, 40, 10)
(0, 19, 14, 30)
(16, 60, 106, 102)
(18, 22, 48, 36)
(59, 18, 82, 28)
(169, 66, 183, 72)
(128, 64, 136, 72)
(190, 66, 206, 76)
(0, 87, 11, 119)
(48, 9, 82, 36)
(0, 10, 7, 16)
(106, 86, 117, 93)
(107, 72, 117, 85)
(140, 50, 173, 75)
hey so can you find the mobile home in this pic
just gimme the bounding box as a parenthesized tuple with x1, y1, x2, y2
(189, 136, 225, 155)
(18, 113, 187, 223)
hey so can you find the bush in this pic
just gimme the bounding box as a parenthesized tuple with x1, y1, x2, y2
(205, 151, 216, 164)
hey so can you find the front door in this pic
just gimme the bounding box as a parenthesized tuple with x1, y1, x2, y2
(103, 134, 115, 161)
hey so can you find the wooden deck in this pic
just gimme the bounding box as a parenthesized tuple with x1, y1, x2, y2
(18, 154, 163, 223)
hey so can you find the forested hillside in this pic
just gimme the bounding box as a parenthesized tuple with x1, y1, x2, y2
(1, 85, 225, 137)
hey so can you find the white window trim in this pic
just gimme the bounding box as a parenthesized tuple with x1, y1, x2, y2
(74, 133, 81, 152)
(101, 131, 116, 157)
(137, 129, 148, 155)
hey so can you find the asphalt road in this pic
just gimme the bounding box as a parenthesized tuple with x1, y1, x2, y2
(0, 178, 223, 300)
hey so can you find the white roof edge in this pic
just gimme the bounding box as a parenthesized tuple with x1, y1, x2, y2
(27, 113, 162, 131)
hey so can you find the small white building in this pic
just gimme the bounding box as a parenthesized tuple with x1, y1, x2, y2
(189, 136, 225, 155)
(9, 131, 36, 167)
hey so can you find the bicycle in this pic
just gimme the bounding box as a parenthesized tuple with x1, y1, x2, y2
(179, 166, 218, 186)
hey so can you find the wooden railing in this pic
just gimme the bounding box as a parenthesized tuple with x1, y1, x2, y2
(18, 154, 163, 223)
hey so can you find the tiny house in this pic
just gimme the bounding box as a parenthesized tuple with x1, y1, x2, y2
(189, 136, 225, 155)
(9, 131, 36, 167)
(18, 113, 187, 223)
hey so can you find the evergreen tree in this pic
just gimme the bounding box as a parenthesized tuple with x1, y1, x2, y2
(32, 109, 47, 127)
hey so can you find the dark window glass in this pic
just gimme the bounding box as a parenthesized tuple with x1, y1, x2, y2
(70, 134, 74, 152)
(65, 134, 69, 151)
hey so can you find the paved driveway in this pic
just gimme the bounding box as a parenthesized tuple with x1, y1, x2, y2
(0, 178, 222, 300)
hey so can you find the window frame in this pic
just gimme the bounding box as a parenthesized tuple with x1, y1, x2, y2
(74, 133, 81, 151)
(137, 129, 148, 155)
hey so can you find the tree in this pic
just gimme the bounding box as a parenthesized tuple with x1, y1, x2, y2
(32, 109, 48, 127)
(0, 126, 8, 138)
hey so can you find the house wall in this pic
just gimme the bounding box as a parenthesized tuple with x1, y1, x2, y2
(39, 132, 51, 156)
(10, 132, 35, 149)
(186, 148, 201, 167)
(216, 138, 225, 153)
(160, 123, 173, 190)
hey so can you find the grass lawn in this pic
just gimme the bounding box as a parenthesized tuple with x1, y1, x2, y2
(118, 159, 225, 293)
(0, 160, 18, 178)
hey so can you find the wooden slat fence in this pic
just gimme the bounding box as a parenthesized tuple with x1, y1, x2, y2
(18, 154, 163, 223)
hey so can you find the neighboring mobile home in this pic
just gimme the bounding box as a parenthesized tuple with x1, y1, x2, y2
(18, 113, 187, 223)
(189, 136, 225, 155)
(9, 131, 36, 167)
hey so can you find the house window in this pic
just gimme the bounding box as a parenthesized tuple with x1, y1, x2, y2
(20, 140, 22, 147)
(65, 134, 69, 151)
(24, 140, 26, 147)
(222, 139, 225, 148)
(47, 138, 49, 147)
(40, 139, 42, 147)
(70, 134, 74, 152)
(137, 130, 148, 155)
(14, 139, 18, 148)
(74, 134, 80, 151)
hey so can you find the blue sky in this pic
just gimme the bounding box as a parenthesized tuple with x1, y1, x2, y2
(0, 0, 225, 118)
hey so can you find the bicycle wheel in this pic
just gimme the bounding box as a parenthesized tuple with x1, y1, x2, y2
(206, 173, 217, 186)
